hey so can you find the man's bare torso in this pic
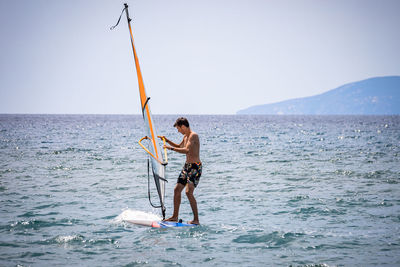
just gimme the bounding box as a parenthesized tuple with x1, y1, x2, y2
(182, 131, 201, 163)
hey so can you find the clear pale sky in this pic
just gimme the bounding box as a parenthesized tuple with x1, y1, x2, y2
(0, 0, 399, 114)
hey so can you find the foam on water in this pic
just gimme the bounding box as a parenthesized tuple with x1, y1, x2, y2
(54, 235, 84, 244)
(112, 209, 161, 224)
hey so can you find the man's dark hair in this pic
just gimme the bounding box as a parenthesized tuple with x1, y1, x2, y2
(174, 117, 190, 128)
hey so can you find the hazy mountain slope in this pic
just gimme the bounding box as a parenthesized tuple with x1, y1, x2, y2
(237, 76, 400, 115)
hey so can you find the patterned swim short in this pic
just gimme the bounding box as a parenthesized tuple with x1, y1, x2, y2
(177, 162, 202, 188)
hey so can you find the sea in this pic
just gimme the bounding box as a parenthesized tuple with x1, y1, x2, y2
(1, 114, 399, 267)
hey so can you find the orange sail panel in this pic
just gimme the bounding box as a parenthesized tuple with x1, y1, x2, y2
(127, 24, 160, 160)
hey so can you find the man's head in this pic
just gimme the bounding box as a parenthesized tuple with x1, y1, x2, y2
(173, 117, 190, 128)
(174, 117, 190, 134)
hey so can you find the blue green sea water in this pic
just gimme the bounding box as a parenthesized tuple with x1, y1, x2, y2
(1, 114, 399, 266)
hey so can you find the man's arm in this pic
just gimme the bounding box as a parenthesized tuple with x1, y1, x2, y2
(161, 136, 183, 148)
(166, 134, 197, 154)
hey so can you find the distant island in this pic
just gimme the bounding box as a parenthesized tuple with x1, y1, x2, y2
(237, 76, 400, 115)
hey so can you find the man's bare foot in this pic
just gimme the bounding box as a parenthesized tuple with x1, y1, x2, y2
(188, 220, 199, 225)
(164, 216, 178, 222)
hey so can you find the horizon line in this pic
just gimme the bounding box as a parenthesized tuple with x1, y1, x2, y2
(1, 113, 399, 116)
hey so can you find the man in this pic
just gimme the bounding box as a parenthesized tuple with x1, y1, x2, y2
(162, 117, 202, 225)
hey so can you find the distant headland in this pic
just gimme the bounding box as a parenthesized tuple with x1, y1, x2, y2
(237, 76, 400, 115)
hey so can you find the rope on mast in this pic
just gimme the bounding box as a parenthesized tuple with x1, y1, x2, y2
(110, 4, 130, 30)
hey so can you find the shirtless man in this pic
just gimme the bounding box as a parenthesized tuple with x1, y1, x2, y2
(162, 117, 202, 225)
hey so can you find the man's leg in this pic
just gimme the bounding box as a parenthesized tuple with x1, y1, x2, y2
(185, 183, 199, 225)
(164, 183, 184, 221)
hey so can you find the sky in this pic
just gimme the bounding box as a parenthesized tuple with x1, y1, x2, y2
(0, 0, 399, 115)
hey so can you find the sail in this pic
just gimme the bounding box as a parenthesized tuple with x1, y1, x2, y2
(112, 3, 167, 219)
